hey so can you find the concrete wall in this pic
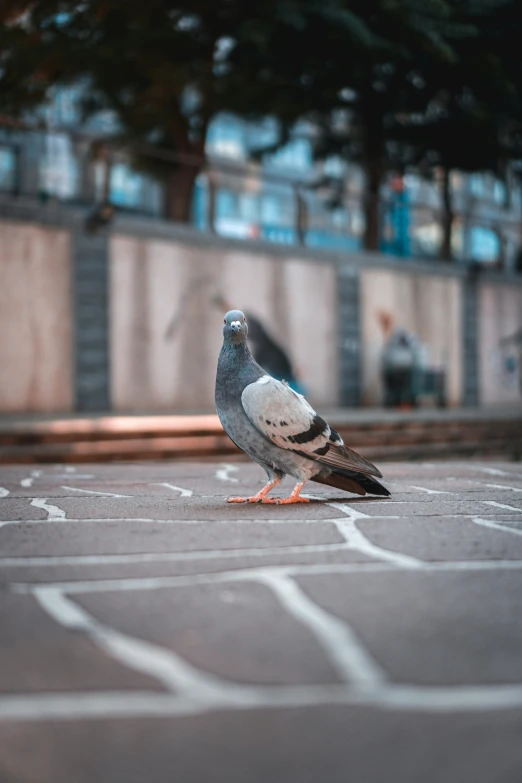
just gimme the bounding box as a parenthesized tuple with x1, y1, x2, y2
(110, 235, 338, 411)
(0, 204, 520, 415)
(0, 219, 73, 412)
(479, 282, 522, 405)
(360, 268, 463, 406)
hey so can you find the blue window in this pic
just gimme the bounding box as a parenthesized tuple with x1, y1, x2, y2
(110, 163, 144, 208)
(261, 193, 284, 225)
(206, 117, 246, 159)
(39, 133, 78, 198)
(265, 138, 312, 171)
(0, 145, 17, 192)
(470, 226, 500, 262)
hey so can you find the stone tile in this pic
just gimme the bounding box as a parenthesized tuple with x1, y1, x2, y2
(0, 519, 344, 557)
(356, 499, 522, 516)
(0, 594, 162, 694)
(31, 495, 344, 521)
(76, 582, 342, 686)
(3, 481, 197, 499)
(0, 462, 259, 499)
(383, 479, 522, 497)
(0, 549, 374, 585)
(3, 457, 522, 783)
(0, 500, 46, 521)
(359, 515, 522, 560)
(1, 706, 521, 783)
(297, 570, 522, 685)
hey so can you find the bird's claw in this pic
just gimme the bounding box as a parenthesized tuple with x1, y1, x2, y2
(258, 496, 310, 505)
(227, 495, 289, 504)
(226, 496, 272, 503)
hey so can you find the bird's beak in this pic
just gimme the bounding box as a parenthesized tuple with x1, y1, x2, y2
(230, 320, 241, 333)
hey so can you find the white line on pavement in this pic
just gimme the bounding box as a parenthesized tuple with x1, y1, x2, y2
(20, 470, 42, 488)
(471, 517, 522, 537)
(215, 464, 239, 483)
(482, 500, 521, 512)
(11, 559, 522, 596)
(0, 542, 349, 568)
(479, 467, 522, 478)
(484, 483, 522, 493)
(35, 589, 228, 699)
(61, 486, 131, 498)
(329, 502, 423, 568)
(30, 498, 66, 520)
(154, 483, 193, 497)
(334, 517, 423, 569)
(258, 572, 387, 686)
(52, 475, 95, 480)
(3, 680, 522, 723)
(410, 485, 451, 495)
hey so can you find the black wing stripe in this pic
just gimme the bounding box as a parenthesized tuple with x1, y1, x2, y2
(313, 444, 330, 456)
(288, 415, 329, 445)
(329, 427, 343, 444)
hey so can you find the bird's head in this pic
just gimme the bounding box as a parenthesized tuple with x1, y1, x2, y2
(223, 309, 248, 344)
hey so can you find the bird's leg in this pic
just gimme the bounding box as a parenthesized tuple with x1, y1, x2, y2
(262, 480, 310, 505)
(226, 475, 282, 504)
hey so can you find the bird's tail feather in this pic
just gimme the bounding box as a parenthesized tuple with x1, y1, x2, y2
(312, 470, 391, 497)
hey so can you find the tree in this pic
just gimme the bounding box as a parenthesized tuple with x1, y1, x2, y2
(226, 0, 486, 250)
(0, 0, 400, 223)
(390, 0, 522, 259)
(1, 0, 520, 245)
(405, 110, 504, 260)
(0, 1, 246, 221)
(0, 0, 473, 231)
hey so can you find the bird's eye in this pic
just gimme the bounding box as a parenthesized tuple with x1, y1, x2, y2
(242, 316, 246, 322)
(223, 318, 226, 324)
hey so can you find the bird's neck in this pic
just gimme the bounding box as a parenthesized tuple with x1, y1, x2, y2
(216, 341, 264, 405)
(218, 341, 256, 375)
(220, 339, 250, 356)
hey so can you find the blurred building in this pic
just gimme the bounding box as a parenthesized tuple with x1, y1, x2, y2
(1, 85, 522, 268)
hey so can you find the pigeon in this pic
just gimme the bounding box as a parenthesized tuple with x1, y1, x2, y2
(212, 295, 304, 392)
(215, 309, 390, 504)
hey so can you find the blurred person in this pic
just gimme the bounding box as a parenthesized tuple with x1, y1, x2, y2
(378, 311, 423, 408)
(499, 327, 522, 397)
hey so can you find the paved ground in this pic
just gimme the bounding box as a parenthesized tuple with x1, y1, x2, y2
(1, 458, 522, 783)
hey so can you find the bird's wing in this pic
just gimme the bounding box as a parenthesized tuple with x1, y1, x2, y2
(241, 375, 381, 478)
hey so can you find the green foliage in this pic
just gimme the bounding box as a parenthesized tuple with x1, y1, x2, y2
(1, 0, 521, 233)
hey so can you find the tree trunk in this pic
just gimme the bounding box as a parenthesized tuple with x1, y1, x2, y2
(363, 160, 383, 251)
(439, 168, 454, 261)
(164, 164, 200, 223)
(295, 187, 308, 245)
(207, 170, 217, 233)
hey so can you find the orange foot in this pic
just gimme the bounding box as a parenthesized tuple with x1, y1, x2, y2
(261, 496, 310, 505)
(260, 480, 310, 504)
(226, 477, 282, 504)
(226, 496, 279, 504)
(277, 496, 310, 505)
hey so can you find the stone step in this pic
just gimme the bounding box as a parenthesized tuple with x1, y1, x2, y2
(0, 411, 520, 463)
